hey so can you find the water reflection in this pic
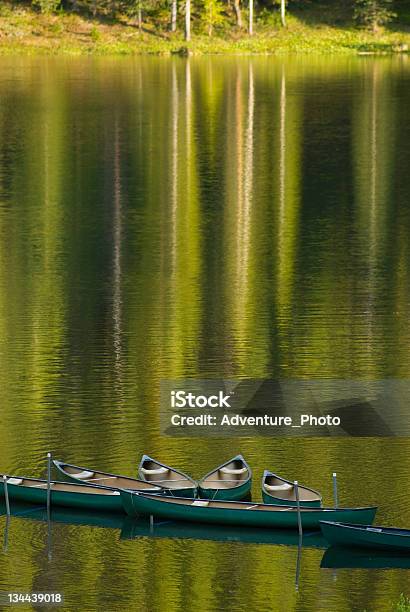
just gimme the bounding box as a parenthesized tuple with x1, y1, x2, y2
(321, 546, 410, 570)
(0, 56, 410, 611)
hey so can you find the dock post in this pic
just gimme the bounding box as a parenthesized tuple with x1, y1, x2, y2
(150, 514, 154, 533)
(295, 538, 302, 592)
(3, 515, 10, 553)
(3, 475, 10, 517)
(47, 453, 52, 515)
(294, 481, 303, 538)
(332, 472, 338, 508)
(47, 511, 52, 561)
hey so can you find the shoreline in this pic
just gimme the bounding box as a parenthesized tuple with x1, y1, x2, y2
(1, 8, 410, 56)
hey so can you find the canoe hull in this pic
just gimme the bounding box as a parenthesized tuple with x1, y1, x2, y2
(198, 455, 252, 501)
(53, 460, 163, 495)
(0, 481, 123, 513)
(165, 487, 197, 498)
(320, 521, 410, 552)
(262, 490, 322, 508)
(261, 470, 322, 507)
(199, 479, 251, 501)
(121, 492, 377, 530)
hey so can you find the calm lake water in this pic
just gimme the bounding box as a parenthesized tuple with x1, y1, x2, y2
(0, 55, 410, 611)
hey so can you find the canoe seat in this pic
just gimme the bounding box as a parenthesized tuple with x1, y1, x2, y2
(140, 466, 168, 475)
(6, 478, 23, 485)
(74, 470, 94, 480)
(265, 483, 293, 492)
(192, 500, 210, 507)
(366, 528, 383, 533)
(220, 466, 247, 475)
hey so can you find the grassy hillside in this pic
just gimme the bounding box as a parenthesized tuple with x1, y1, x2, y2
(0, 2, 410, 55)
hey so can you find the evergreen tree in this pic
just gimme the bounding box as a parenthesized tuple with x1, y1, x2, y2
(354, 0, 396, 32)
(33, 0, 61, 12)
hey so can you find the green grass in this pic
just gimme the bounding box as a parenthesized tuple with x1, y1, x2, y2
(0, 5, 410, 55)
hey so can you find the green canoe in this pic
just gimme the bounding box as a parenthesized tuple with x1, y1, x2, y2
(138, 455, 197, 498)
(262, 470, 322, 508)
(0, 475, 128, 513)
(320, 521, 410, 553)
(198, 455, 252, 501)
(53, 459, 164, 494)
(120, 491, 377, 529)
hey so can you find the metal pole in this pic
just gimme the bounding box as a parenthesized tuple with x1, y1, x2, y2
(3, 515, 10, 553)
(294, 481, 302, 538)
(3, 476, 10, 517)
(47, 511, 52, 561)
(295, 535, 302, 592)
(332, 472, 338, 509)
(47, 453, 52, 515)
(150, 514, 154, 533)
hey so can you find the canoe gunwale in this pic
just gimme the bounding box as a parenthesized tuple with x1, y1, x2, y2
(320, 521, 410, 538)
(1, 474, 123, 494)
(125, 491, 376, 514)
(52, 460, 163, 492)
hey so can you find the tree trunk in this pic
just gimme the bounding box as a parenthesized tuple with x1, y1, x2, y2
(248, 0, 253, 34)
(233, 0, 242, 28)
(185, 0, 191, 41)
(171, 0, 177, 32)
(280, 0, 286, 27)
(138, 4, 142, 33)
